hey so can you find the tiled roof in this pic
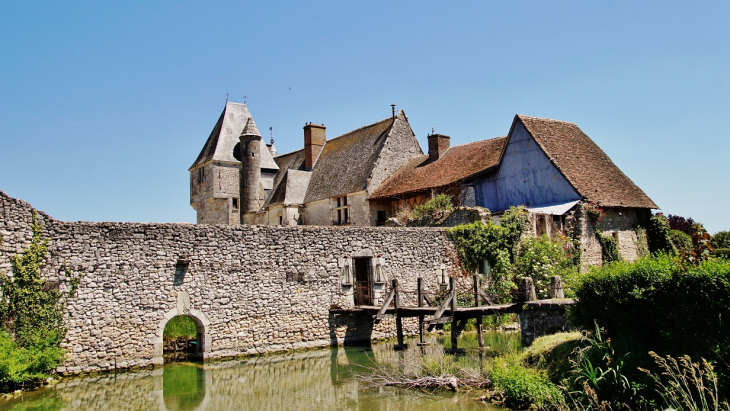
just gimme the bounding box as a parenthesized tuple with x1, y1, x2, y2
(303, 118, 394, 203)
(190, 102, 278, 171)
(369, 137, 507, 199)
(263, 149, 306, 208)
(516, 115, 657, 208)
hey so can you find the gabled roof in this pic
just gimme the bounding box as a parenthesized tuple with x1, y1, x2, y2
(369, 136, 507, 199)
(263, 149, 307, 208)
(190, 102, 278, 170)
(303, 117, 394, 203)
(515, 115, 657, 208)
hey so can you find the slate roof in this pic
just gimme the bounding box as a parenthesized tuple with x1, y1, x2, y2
(190, 102, 278, 171)
(263, 149, 307, 208)
(303, 117, 394, 203)
(369, 137, 507, 199)
(515, 115, 657, 208)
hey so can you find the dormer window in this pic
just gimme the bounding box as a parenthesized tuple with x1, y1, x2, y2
(332, 195, 349, 225)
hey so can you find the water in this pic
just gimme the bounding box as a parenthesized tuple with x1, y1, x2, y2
(0, 332, 519, 410)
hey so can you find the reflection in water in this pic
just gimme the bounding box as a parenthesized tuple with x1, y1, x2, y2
(163, 364, 206, 411)
(0, 332, 518, 411)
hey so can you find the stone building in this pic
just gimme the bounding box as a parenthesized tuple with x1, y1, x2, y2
(190, 105, 657, 266)
(369, 114, 658, 267)
(190, 102, 421, 226)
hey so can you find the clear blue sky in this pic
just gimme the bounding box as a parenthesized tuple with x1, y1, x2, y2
(1, 1, 728, 233)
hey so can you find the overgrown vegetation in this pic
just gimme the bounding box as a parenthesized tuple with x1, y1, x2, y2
(595, 230, 622, 264)
(513, 235, 576, 299)
(447, 206, 531, 302)
(413, 193, 454, 219)
(646, 213, 675, 254)
(0, 211, 80, 389)
(164, 316, 197, 340)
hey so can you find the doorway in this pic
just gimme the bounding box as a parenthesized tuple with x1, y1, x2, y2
(353, 257, 372, 306)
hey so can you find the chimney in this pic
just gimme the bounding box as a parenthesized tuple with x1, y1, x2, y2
(304, 122, 326, 170)
(427, 133, 450, 163)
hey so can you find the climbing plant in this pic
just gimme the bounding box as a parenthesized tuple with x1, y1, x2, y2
(595, 230, 622, 264)
(0, 211, 80, 386)
(646, 213, 675, 255)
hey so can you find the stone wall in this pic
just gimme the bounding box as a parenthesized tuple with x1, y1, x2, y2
(190, 162, 241, 225)
(579, 206, 646, 269)
(520, 299, 574, 346)
(0, 190, 461, 375)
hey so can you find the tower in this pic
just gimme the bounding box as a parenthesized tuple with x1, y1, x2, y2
(189, 102, 278, 225)
(239, 118, 263, 224)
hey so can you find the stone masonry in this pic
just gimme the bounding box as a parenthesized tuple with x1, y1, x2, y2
(0, 190, 462, 375)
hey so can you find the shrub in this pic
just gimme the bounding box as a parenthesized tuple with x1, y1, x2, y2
(667, 214, 698, 236)
(669, 229, 692, 252)
(571, 255, 730, 396)
(164, 316, 198, 340)
(413, 194, 453, 219)
(490, 353, 563, 409)
(713, 231, 730, 250)
(646, 213, 675, 254)
(513, 235, 576, 299)
(0, 211, 79, 387)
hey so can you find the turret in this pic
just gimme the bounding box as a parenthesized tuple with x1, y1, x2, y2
(239, 118, 263, 224)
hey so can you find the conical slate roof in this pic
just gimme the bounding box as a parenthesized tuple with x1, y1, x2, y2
(190, 102, 278, 170)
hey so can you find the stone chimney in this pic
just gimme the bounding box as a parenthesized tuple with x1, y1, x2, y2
(304, 123, 326, 170)
(427, 133, 450, 163)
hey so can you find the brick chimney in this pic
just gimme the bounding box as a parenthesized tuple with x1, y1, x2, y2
(427, 134, 450, 163)
(304, 123, 326, 170)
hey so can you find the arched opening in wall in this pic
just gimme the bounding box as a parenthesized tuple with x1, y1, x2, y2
(163, 315, 204, 363)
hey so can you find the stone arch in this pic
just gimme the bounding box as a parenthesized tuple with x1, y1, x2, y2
(151, 307, 211, 365)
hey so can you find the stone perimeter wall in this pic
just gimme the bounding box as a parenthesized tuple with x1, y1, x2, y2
(0, 190, 462, 375)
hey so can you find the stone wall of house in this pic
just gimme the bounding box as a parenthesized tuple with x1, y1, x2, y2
(579, 206, 646, 269)
(190, 162, 241, 225)
(0, 190, 462, 375)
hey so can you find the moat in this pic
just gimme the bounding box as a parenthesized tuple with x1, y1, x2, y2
(0, 332, 518, 410)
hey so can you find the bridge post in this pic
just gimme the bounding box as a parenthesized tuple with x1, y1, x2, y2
(473, 274, 484, 349)
(417, 278, 429, 346)
(521, 277, 537, 302)
(450, 277, 458, 350)
(549, 276, 564, 298)
(393, 279, 405, 349)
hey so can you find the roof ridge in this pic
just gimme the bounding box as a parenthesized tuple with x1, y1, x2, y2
(327, 117, 393, 143)
(517, 114, 579, 127)
(273, 147, 305, 159)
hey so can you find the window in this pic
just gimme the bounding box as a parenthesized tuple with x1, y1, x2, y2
(332, 195, 349, 225)
(232, 198, 239, 210)
(196, 167, 205, 184)
(279, 216, 283, 225)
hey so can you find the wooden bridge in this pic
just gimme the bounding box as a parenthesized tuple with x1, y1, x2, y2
(330, 275, 524, 353)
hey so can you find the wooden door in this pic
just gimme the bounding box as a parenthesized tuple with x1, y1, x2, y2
(354, 257, 372, 306)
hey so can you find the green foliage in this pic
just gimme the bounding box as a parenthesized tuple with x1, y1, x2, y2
(0, 211, 79, 387)
(413, 194, 454, 219)
(499, 206, 531, 259)
(713, 231, 730, 250)
(164, 316, 198, 340)
(566, 324, 640, 407)
(490, 353, 564, 409)
(571, 255, 730, 398)
(595, 230, 622, 264)
(0, 331, 65, 386)
(669, 229, 692, 252)
(635, 227, 649, 258)
(448, 221, 515, 302)
(646, 213, 675, 255)
(521, 332, 583, 383)
(513, 235, 577, 299)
